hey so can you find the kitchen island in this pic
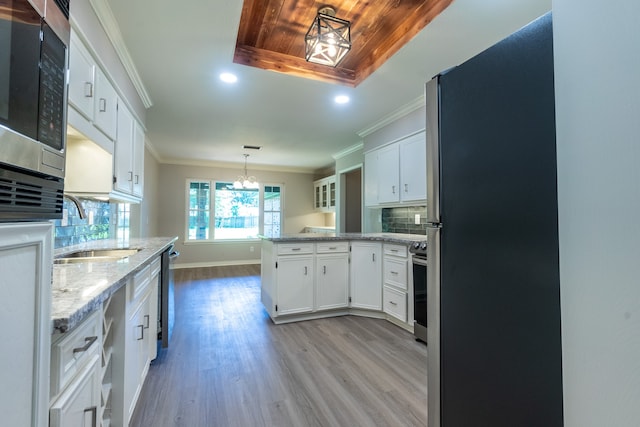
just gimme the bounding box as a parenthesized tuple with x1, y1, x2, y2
(260, 232, 426, 328)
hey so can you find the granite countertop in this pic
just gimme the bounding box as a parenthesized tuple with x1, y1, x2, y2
(52, 237, 177, 334)
(261, 232, 427, 244)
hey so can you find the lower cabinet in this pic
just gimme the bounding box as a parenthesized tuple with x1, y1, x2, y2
(49, 355, 102, 427)
(275, 255, 314, 316)
(350, 242, 382, 310)
(382, 244, 409, 323)
(0, 223, 52, 427)
(315, 243, 350, 311)
(49, 310, 102, 427)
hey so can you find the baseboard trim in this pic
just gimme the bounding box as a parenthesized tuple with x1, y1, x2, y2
(172, 259, 261, 269)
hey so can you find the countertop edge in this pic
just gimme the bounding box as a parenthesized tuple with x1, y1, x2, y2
(52, 237, 178, 334)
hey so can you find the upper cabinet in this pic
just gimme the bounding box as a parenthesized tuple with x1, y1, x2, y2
(364, 131, 426, 207)
(68, 32, 118, 141)
(66, 29, 145, 202)
(313, 175, 336, 213)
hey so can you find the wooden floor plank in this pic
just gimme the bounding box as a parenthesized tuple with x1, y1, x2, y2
(130, 265, 427, 426)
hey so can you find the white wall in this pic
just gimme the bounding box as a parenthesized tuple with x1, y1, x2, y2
(553, 1, 640, 425)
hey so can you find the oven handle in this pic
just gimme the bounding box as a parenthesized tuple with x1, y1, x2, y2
(412, 256, 428, 267)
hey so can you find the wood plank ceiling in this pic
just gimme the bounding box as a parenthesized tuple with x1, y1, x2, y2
(234, 0, 454, 87)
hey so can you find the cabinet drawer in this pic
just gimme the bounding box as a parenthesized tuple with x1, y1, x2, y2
(384, 244, 408, 258)
(50, 310, 101, 397)
(277, 243, 314, 255)
(49, 354, 101, 427)
(383, 286, 407, 322)
(383, 258, 408, 290)
(130, 264, 151, 304)
(316, 241, 349, 253)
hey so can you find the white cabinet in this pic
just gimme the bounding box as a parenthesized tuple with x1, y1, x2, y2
(349, 242, 382, 310)
(382, 244, 409, 323)
(313, 176, 336, 212)
(114, 104, 145, 199)
(68, 30, 118, 141)
(364, 131, 427, 206)
(377, 144, 401, 203)
(49, 308, 103, 427)
(123, 263, 157, 424)
(49, 355, 101, 427)
(399, 133, 427, 202)
(315, 242, 349, 311)
(276, 255, 315, 316)
(0, 223, 52, 427)
(93, 67, 118, 141)
(68, 32, 95, 120)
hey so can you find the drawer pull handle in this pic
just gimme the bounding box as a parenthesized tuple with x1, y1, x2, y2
(328, 247, 337, 250)
(391, 271, 399, 275)
(84, 406, 97, 427)
(391, 249, 399, 252)
(144, 314, 150, 329)
(73, 336, 98, 354)
(291, 248, 301, 251)
(389, 301, 398, 306)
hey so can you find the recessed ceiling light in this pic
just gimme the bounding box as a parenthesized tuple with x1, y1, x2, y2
(335, 95, 350, 104)
(220, 72, 238, 83)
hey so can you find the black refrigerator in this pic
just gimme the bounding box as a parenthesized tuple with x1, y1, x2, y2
(425, 13, 563, 427)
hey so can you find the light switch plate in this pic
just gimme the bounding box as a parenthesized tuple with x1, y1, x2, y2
(414, 214, 421, 225)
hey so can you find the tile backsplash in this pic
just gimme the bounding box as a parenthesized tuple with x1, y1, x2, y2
(53, 199, 113, 248)
(381, 206, 427, 235)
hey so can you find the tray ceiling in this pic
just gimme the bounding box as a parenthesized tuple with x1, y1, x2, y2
(234, 0, 454, 87)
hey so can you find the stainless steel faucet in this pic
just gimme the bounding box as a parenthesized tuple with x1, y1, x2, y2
(63, 194, 87, 220)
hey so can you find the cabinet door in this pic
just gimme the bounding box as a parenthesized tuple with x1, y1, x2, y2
(132, 120, 145, 197)
(364, 151, 379, 206)
(376, 144, 400, 203)
(314, 181, 322, 210)
(114, 104, 134, 194)
(49, 355, 101, 427)
(316, 253, 349, 310)
(276, 256, 314, 315)
(68, 32, 95, 120)
(124, 294, 150, 423)
(350, 242, 382, 310)
(400, 133, 427, 202)
(93, 68, 118, 140)
(328, 178, 336, 210)
(0, 223, 52, 427)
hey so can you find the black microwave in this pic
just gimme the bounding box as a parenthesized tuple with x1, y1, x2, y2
(0, 0, 70, 221)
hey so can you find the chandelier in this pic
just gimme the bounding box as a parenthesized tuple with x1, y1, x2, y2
(233, 154, 259, 189)
(304, 6, 351, 67)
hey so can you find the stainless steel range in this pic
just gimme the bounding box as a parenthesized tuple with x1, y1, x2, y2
(409, 240, 427, 343)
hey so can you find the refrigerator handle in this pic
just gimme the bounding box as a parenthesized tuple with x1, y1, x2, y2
(426, 78, 441, 223)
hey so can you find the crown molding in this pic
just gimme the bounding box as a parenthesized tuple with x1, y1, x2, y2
(156, 157, 317, 174)
(89, 0, 153, 108)
(357, 95, 425, 138)
(332, 142, 364, 160)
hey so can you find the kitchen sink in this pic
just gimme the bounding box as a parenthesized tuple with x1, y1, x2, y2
(54, 248, 141, 264)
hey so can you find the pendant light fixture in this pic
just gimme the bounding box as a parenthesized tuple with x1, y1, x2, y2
(305, 6, 351, 67)
(233, 154, 259, 189)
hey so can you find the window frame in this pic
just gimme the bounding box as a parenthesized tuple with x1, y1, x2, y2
(184, 179, 284, 244)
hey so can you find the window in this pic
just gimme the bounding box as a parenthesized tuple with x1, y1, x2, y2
(263, 185, 282, 238)
(213, 182, 259, 239)
(187, 180, 271, 241)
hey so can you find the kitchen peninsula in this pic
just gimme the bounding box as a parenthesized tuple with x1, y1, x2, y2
(260, 233, 426, 329)
(50, 237, 176, 427)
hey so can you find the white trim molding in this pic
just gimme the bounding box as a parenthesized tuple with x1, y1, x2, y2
(89, 0, 153, 108)
(357, 95, 425, 138)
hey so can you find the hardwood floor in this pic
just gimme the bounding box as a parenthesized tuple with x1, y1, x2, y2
(130, 265, 428, 427)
